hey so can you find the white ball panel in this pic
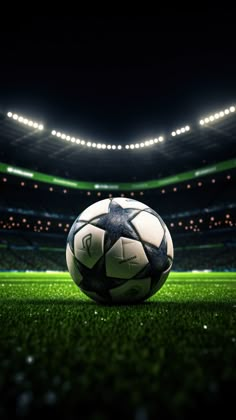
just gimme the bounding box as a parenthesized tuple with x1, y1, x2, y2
(105, 237, 148, 279)
(131, 211, 164, 247)
(165, 226, 174, 259)
(110, 278, 151, 302)
(74, 224, 105, 268)
(112, 197, 148, 210)
(66, 244, 83, 285)
(79, 198, 110, 221)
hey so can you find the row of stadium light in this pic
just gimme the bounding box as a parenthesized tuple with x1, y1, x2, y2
(0, 218, 70, 233)
(171, 125, 190, 136)
(7, 112, 44, 130)
(51, 130, 165, 150)
(1, 213, 235, 233)
(51, 130, 123, 149)
(6, 104, 236, 149)
(199, 106, 235, 125)
(169, 213, 232, 227)
(124, 136, 164, 149)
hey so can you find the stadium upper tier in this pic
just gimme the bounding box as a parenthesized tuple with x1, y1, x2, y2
(0, 169, 235, 236)
(1, 169, 235, 210)
(0, 105, 236, 182)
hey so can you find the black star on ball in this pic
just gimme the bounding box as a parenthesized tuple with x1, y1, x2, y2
(91, 201, 141, 249)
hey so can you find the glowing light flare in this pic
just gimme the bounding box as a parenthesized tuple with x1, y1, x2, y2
(199, 105, 235, 125)
(7, 111, 44, 130)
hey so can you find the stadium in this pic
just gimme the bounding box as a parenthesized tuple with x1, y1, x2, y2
(0, 107, 235, 273)
(0, 15, 236, 420)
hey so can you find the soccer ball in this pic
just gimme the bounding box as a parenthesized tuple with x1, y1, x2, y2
(66, 197, 174, 304)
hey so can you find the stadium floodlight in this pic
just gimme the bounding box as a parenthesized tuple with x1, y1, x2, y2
(10, 103, 234, 152)
(51, 124, 164, 151)
(171, 126, 190, 136)
(199, 105, 235, 125)
(124, 135, 164, 150)
(51, 127, 123, 150)
(7, 111, 44, 130)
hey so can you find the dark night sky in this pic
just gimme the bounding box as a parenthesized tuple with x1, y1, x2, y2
(1, 13, 236, 144)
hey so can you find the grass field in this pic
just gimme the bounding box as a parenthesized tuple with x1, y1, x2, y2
(0, 271, 236, 419)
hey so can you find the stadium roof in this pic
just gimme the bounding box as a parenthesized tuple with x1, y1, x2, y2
(0, 106, 236, 183)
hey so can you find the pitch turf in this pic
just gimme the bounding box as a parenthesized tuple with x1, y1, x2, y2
(0, 272, 236, 419)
